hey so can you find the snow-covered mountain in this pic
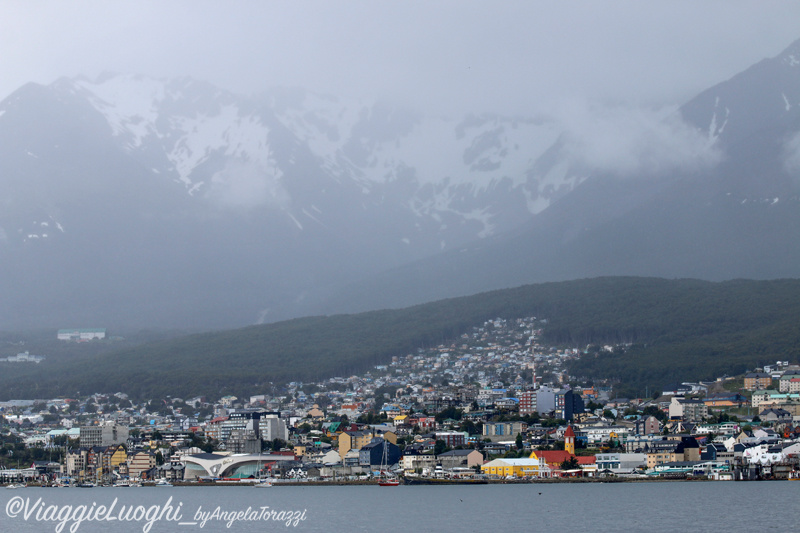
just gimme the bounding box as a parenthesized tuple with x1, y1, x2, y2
(7, 74, 581, 247)
(2, 38, 800, 330)
(319, 38, 800, 314)
(0, 73, 582, 329)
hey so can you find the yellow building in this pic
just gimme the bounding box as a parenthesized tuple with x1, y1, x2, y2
(293, 444, 307, 458)
(481, 457, 550, 478)
(107, 444, 128, 469)
(646, 439, 700, 469)
(338, 429, 397, 460)
(338, 431, 375, 460)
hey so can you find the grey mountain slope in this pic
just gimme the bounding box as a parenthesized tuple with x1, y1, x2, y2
(2, 38, 800, 330)
(316, 39, 800, 315)
(0, 75, 573, 329)
(0, 83, 343, 328)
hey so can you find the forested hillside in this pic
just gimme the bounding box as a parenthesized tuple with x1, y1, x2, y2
(1, 277, 798, 400)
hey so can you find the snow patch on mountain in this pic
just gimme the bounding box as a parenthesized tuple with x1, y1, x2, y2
(287, 213, 303, 230)
(267, 89, 570, 236)
(525, 160, 587, 214)
(76, 75, 165, 148)
(362, 115, 559, 191)
(707, 98, 729, 142)
(14, 214, 67, 244)
(59, 75, 591, 239)
(166, 104, 274, 188)
(271, 89, 561, 187)
(272, 91, 365, 165)
(76, 76, 287, 209)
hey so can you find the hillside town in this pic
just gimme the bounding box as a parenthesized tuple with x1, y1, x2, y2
(2, 317, 800, 485)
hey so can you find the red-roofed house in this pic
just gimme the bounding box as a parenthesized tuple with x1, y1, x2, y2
(530, 450, 596, 477)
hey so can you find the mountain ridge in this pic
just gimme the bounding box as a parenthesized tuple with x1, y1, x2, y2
(317, 37, 800, 314)
(0, 73, 583, 329)
(2, 38, 800, 329)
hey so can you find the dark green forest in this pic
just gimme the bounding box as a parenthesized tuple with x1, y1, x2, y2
(1, 277, 798, 400)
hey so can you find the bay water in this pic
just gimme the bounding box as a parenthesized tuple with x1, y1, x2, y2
(1, 482, 796, 532)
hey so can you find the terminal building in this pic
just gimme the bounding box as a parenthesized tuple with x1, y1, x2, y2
(181, 452, 297, 480)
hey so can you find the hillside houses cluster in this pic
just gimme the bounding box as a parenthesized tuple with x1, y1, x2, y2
(1, 317, 800, 483)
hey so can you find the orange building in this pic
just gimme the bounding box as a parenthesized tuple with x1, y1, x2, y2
(744, 372, 772, 391)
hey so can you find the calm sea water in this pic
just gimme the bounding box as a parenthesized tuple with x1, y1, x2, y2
(1, 482, 797, 532)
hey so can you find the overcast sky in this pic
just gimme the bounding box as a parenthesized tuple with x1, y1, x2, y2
(3, 1, 800, 116)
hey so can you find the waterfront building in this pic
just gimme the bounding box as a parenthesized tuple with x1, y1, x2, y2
(358, 438, 402, 468)
(644, 436, 700, 469)
(127, 451, 157, 479)
(481, 456, 550, 478)
(180, 452, 295, 480)
(595, 453, 647, 473)
(65, 448, 89, 478)
(401, 450, 437, 473)
(437, 449, 484, 469)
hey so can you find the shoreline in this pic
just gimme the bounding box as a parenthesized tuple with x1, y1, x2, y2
(13, 475, 792, 488)
(0, 478, 650, 488)
(157, 476, 705, 486)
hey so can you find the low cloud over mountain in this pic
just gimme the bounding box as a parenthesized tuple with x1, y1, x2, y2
(1, 39, 800, 329)
(556, 102, 722, 178)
